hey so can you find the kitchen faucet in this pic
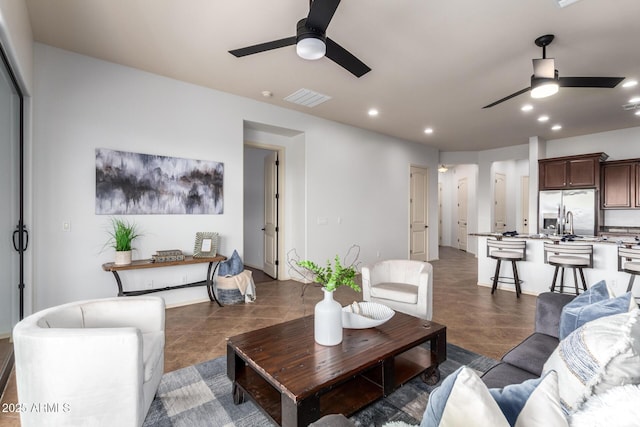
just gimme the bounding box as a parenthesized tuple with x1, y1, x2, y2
(566, 211, 574, 235)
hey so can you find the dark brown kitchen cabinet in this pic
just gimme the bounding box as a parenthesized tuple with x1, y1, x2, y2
(539, 153, 607, 190)
(602, 161, 634, 208)
(600, 159, 640, 209)
(602, 162, 636, 209)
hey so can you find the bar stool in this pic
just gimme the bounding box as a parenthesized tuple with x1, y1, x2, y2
(618, 245, 640, 295)
(487, 238, 526, 298)
(543, 242, 593, 295)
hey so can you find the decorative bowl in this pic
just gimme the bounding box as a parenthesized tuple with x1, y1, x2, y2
(342, 302, 395, 329)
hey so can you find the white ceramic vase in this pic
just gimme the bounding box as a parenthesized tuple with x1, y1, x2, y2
(314, 288, 343, 346)
(114, 250, 132, 266)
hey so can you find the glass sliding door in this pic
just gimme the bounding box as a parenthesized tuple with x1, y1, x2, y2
(0, 42, 24, 391)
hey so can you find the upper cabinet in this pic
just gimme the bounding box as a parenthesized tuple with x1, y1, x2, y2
(539, 153, 608, 190)
(601, 160, 640, 209)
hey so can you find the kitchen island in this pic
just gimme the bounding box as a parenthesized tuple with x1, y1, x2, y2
(474, 233, 639, 297)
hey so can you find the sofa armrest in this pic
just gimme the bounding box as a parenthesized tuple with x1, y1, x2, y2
(534, 292, 575, 338)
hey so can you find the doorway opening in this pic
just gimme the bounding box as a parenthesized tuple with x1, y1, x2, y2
(243, 144, 284, 280)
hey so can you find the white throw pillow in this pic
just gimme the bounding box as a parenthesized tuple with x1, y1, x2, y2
(543, 309, 640, 413)
(420, 366, 567, 427)
(569, 384, 640, 427)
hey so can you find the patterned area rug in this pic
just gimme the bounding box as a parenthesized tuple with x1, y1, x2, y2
(143, 343, 498, 427)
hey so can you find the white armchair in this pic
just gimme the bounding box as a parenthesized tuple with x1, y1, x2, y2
(13, 296, 165, 427)
(361, 260, 433, 320)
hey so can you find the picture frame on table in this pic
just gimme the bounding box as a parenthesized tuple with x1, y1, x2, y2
(193, 232, 219, 258)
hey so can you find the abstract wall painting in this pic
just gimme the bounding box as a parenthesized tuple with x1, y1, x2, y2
(95, 148, 224, 215)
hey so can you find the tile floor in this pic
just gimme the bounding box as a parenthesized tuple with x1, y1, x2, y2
(0, 246, 537, 426)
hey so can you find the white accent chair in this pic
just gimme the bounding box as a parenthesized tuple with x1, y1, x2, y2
(361, 260, 433, 320)
(13, 296, 165, 427)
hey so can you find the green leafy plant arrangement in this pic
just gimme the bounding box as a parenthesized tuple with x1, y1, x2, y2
(297, 255, 361, 292)
(106, 218, 141, 252)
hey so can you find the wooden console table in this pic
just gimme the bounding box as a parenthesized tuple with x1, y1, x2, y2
(102, 255, 227, 306)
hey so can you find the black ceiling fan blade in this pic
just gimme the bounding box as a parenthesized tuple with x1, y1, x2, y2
(325, 38, 370, 78)
(306, 0, 341, 33)
(229, 36, 296, 57)
(559, 76, 625, 88)
(482, 87, 531, 109)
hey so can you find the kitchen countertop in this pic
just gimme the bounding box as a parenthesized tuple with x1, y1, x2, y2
(471, 232, 640, 245)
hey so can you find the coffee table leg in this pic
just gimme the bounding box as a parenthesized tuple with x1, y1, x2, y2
(421, 366, 441, 385)
(421, 328, 446, 385)
(282, 394, 320, 427)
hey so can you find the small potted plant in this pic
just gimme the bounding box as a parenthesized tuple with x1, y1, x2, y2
(297, 255, 361, 293)
(297, 255, 360, 346)
(106, 218, 141, 266)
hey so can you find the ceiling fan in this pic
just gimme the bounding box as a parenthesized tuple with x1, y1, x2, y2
(482, 34, 625, 109)
(228, 0, 371, 78)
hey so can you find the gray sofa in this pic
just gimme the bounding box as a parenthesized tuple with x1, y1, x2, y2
(481, 291, 575, 388)
(311, 292, 576, 426)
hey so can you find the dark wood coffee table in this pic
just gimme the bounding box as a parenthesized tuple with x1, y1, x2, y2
(227, 312, 446, 427)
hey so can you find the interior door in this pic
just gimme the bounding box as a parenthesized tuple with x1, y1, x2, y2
(438, 182, 443, 246)
(457, 177, 468, 251)
(410, 166, 428, 261)
(521, 176, 529, 233)
(494, 172, 507, 232)
(263, 151, 278, 278)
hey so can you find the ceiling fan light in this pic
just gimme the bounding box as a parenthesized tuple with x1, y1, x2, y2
(531, 78, 559, 99)
(296, 37, 326, 60)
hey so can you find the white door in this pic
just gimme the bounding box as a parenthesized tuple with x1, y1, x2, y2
(263, 151, 278, 278)
(494, 172, 507, 232)
(438, 182, 443, 246)
(410, 166, 428, 261)
(521, 176, 530, 233)
(457, 177, 468, 251)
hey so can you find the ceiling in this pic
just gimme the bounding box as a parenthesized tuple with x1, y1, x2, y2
(24, 0, 640, 151)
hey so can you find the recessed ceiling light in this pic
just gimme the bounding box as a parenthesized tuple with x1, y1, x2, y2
(623, 80, 638, 88)
(636, 110, 640, 116)
(551, 124, 562, 131)
(424, 127, 434, 134)
(368, 108, 379, 117)
(261, 90, 273, 98)
(521, 104, 534, 112)
(538, 115, 550, 122)
(629, 97, 640, 103)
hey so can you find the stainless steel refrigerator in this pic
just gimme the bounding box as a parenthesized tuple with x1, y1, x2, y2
(538, 189, 598, 236)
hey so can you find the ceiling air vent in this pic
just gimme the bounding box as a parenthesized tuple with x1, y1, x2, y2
(284, 88, 332, 108)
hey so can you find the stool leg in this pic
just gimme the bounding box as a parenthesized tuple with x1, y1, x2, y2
(578, 268, 587, 292)
(628, 274, 636, 293)
(551, 266, 559, 292)
(491, 259, 502, 294)
(512, 260, 521, 298)
(560, 267, 565, 294)
(573, 268, 580, 296)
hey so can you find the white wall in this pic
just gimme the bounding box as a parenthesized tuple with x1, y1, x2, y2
(546, 127, 640, 161)
(31, 43, 440, 311)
